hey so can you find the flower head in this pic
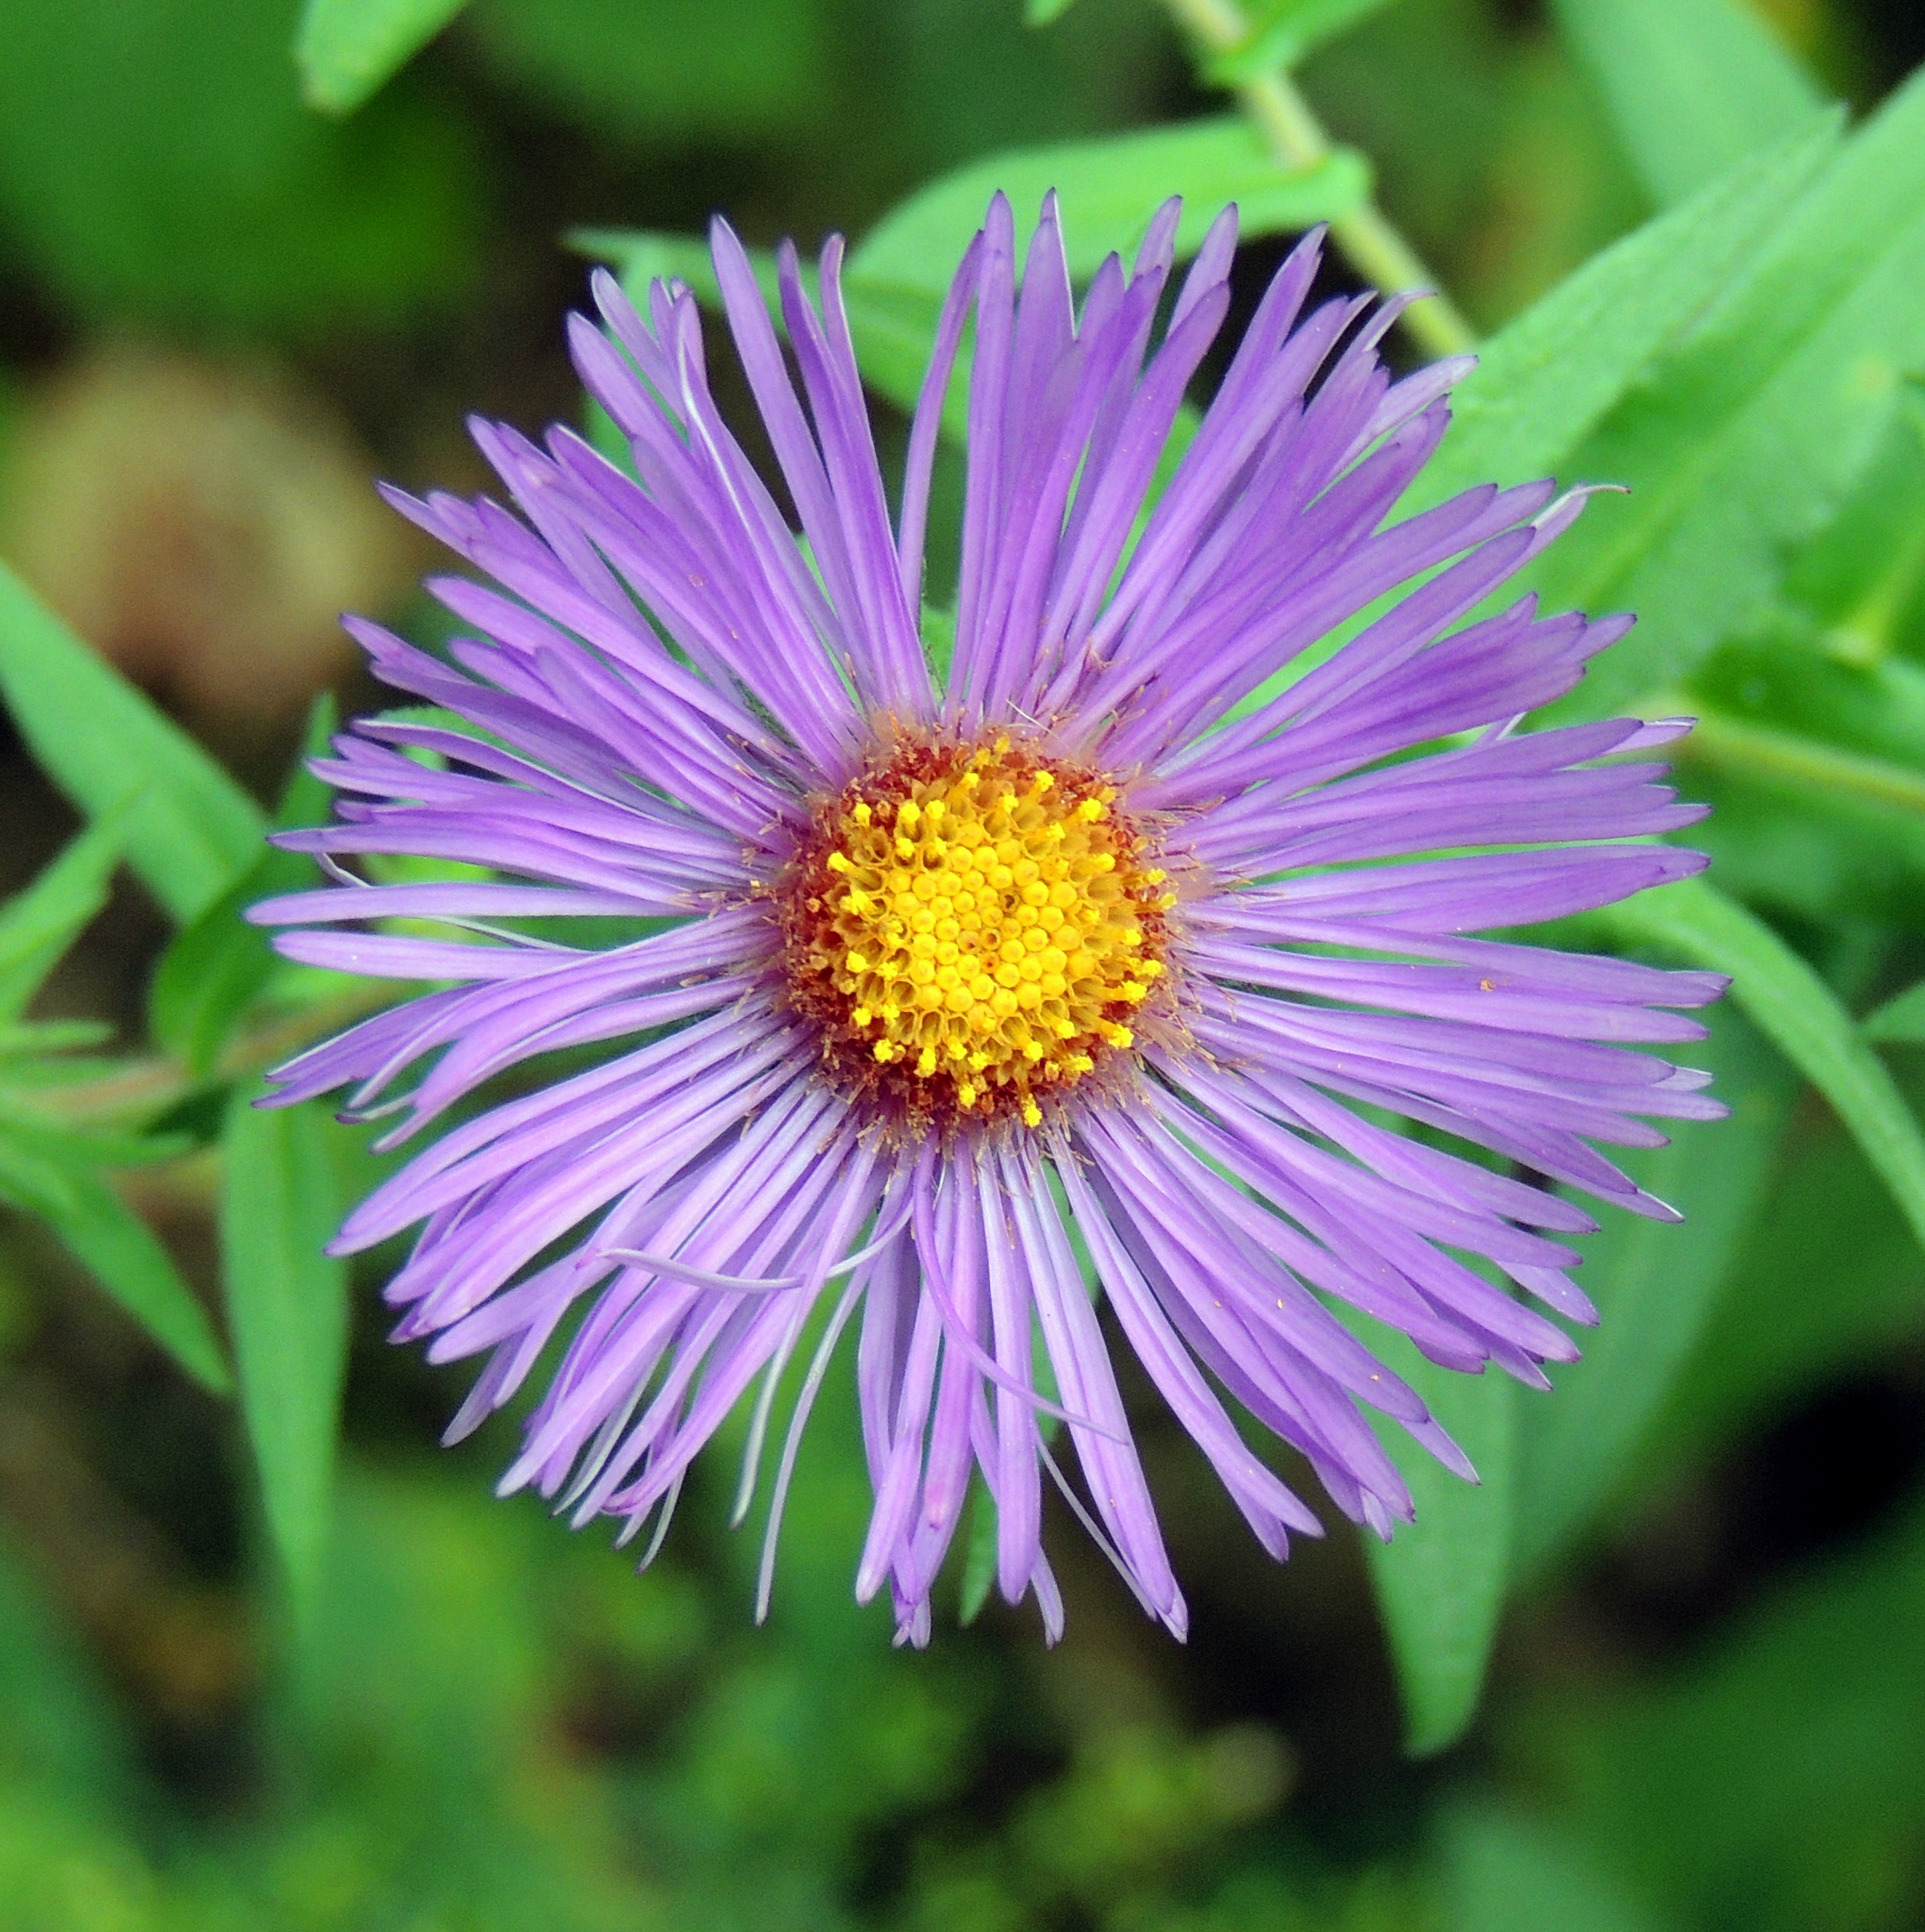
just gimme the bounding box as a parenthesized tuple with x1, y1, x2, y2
(252, 195, 1722, 1644)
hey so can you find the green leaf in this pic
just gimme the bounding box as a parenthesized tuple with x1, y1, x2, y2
(471, 0, 828, 145)
(1679, 707, 1925, 819)
(0, 1021, 113, 1064)
(1204, 0, 1406, 82)
(1532, 72, 1925, 720)
(1679, 765, 1925, 939)
(1438, 1803, 1676, 1932)
(0, 1130, 229, 1393)
(1563, 1501, 1925, 1930)
(1413, 117, 1839, 509)
(1548, 0, 1824, 209)
(1645, 640, 1925, 932)
(220, 1091, 350, 1622)
(0, 0, 480, 331)
(0, 817, 126, 1024)
(1023, 0, 1080, 21)
(957, 1478, 997, 1626)
(849, 118, 1370, 299)
(1512, 1006, 1796, 1579)
(1689, 635, 1925, 780)
(1366, 1351, 1515, 1756)
(1602, 876, 1925, 1257)
(1773, 378, 1925, 660)
(296, 0, 470, 114)
(1866, 980, 1925, 1043)
(0, 561, 264, 924)
(149, 696, 336, 1076)
(1645, 1097, 1924, 1468)
(570, 227, 729, 307)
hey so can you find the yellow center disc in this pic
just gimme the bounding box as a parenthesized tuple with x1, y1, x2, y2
(779, 736, 1175, 1130)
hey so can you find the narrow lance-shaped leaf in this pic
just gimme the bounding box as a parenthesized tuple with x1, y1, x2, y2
(295, 0, 471, 114)
(1602, 876, 1925, 1256)
(150, 695, 337, 1077)
(1512, 1005, 1796, 1579)
(0, 814, 127, 1023)
(220, 1091, 350, 1623)
(849, 116, 1369, 300)
(1366, 1351, 1515, 1756)
(0, 561, 264, 923)
(0, 1131, 231, 1395)
(1548, 0, 1825, 209)
(1533, 70, 1925, 720)
(1411, 117, 1839, 510)
(0, 817, 231, 1393)
(1248, 122, 1842, 732)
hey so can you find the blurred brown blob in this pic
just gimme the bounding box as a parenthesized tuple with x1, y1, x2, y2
(0, 340, 419, 745)
(0, 1383, 253, 1723)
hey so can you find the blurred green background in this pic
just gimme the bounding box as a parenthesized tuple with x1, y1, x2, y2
(1, 0, 1924, 1927)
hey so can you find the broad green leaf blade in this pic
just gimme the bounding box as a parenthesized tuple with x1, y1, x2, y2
(849, 118, 1370, 299)
(571, 227, 725, 305)
(0, 562, 264, 924)
(1412, 117, 1838, 509)
(1438, 1803, 1676, 1932)
(0, 816, 125, 1023)
(1603, 877, 1925, 1255)
(1549, 0, 1823, 208)
(1565, 1500, 1925, 1926)
(149, 696, 336, 1076)
(958, 1478, 997, 1626)
(1366, 1354, 1515, 1756)
(0, 1133, 229, 1392)
(1023, 0, 1080, 20)
(220, 1092, 350, 1622)
(472, 0, 827, 147)
(1646, 1100, 1923, 1471)
(0, 0, 478, 334)
(148, 872, 283, 1080)
(296, 0, 470, 114)
(1675, 650, 1925, 937)
(1512, 1006, 1795, 1579)
(1204, 0, 1405, 82)
(1866, 981, 1925, 1043)
(1688, 636, 1925, 782)
(843, 283, 957, 427)
(1533, 72, 1925, 720)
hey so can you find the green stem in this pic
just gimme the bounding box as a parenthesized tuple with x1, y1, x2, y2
(1163, 0, 1478, 360)
(1678, 704, 1925, 817)
(39, 987, 393, 1130)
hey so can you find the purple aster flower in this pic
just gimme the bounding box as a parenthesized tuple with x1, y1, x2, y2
(251, 195, 1722, 1646)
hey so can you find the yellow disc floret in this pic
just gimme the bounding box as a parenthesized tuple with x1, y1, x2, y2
(778, 735, 1173, 1130)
